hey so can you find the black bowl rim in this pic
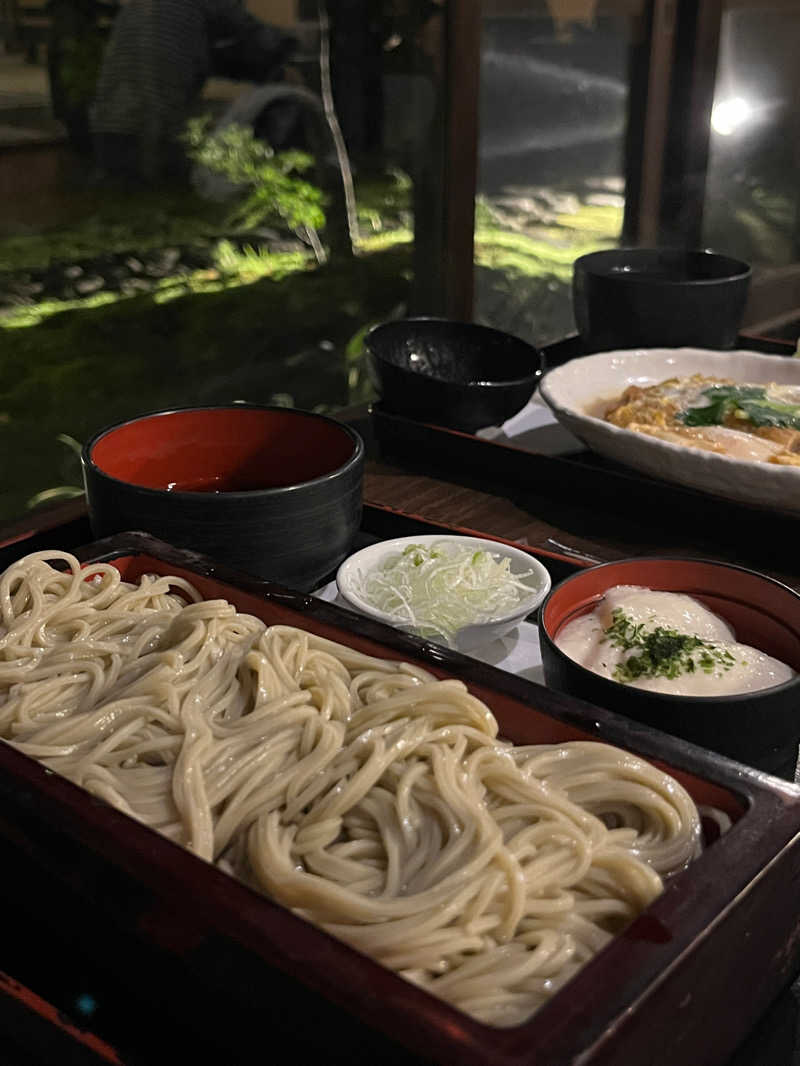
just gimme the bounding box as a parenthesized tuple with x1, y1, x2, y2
(573, 248, 752, 287)
(81, 404, 365, 502)
(364, 316, 543, 389)
(538, 555, 800, 706)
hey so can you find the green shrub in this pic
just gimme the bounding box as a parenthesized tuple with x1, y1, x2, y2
(184, 117, 326, 234)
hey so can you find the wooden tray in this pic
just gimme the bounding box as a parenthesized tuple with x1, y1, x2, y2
(3, 532, 800, 1066)
(369, 331, 800, 582)
(371, 401, 800, 583)
(0, 500, 591, 587)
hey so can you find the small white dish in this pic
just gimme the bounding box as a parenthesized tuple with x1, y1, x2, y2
(313, 577, 545, 680)
(335, 534, 551, 653)
(538, 346, 800, 513)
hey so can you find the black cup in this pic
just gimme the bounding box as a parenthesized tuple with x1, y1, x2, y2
(365, 317, 542, 433)
(573, 248, 752, 352)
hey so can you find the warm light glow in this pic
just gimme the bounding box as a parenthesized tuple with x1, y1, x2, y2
(711, 96, 752, 136)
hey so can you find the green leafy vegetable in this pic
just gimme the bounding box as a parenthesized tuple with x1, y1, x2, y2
(735, 397, 800, 429)
(603, 609, 736, 684)
(681, 385, 800, 429)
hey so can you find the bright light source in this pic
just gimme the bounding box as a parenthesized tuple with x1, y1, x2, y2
(711, 96, 752, 136)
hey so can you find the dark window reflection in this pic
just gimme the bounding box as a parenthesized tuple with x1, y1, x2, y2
(704, 7, 800, 271)
(474, 4, 642, 348)
(0, 1, 438, 523)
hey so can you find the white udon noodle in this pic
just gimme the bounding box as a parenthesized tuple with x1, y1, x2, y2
(0, 552, 702, 1027)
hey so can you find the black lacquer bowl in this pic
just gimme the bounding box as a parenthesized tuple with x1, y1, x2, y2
(573, 247, 751, 351)
(81, 405, 364, 591)
(539, 557, 800, 780)
(365, 317, 542, 432)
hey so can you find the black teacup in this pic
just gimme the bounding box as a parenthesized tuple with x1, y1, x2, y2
(573, 248, 752, 352)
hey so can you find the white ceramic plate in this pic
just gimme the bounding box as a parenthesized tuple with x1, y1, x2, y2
(335, 534, 551, 653)
(538, 347, 800, 514)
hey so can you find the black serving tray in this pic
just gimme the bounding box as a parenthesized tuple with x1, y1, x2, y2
(3, 532, 800, 1066)
(540, 331, 799, 369)
(0, 500, 590, 588)
(371, 404, 800, 573)
(371, 331, 800, 578)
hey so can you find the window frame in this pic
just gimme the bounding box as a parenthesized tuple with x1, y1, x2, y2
(425, 0, 799, 333)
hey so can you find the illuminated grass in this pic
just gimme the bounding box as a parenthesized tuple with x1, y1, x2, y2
(0, 243, 412, 521)
(1, 246, 316, 326)
(554, 203, 624, 234)
(0, 187, 228, 273)
(474, 225, 617, 280)
(356, 229, 413, 253)
(0, 175, 624, 520)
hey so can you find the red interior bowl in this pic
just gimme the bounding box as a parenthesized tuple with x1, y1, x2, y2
(539, 557, 800, 780)
(89, 406, 358, 493)
(81, 406, 364, 592)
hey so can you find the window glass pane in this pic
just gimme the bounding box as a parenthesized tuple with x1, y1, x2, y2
(704, 6, 800, 272)
(474, 1, 646, 347)
(0, 1, 437, 524)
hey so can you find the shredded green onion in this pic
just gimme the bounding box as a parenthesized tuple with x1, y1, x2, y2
(354, 541, 539, 644)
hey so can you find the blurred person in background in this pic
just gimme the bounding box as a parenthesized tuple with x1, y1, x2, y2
(46, 0, 119, 156)
(91, 0, 297, 182)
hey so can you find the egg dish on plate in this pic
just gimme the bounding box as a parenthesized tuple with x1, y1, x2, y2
(604, 374, 800, 465)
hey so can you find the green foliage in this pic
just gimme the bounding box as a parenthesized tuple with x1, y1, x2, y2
(344, 322, 378, 406)
(474, 195, 502, 229)
(28, 485, 84, 510)
(358, 229, 412, 254)
(0, 244, 412, 521)
(56, 433, 84, 459)
(25, 433, 85, 511)
(184, 117, 326, 233)
(474, 225, 617, 281)
(0, 187, 227, 273)
(212, 239, 310, 282)
(554, 203, 623, 236)
(0, 246, 317, 328)
(2, 291, 120, 329)
(355, 168, 412, 234)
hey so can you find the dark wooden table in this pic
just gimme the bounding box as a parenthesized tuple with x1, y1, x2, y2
(2, 333, 800, 1065)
